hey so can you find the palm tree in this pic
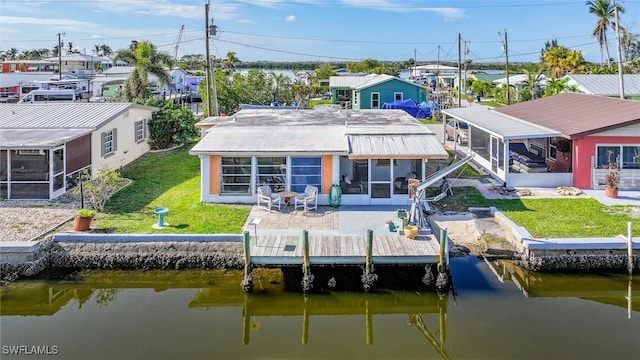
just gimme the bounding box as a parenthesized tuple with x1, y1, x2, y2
(586, 0, 624, 66)
(113, 40, 172, 101)
(269, 72, 290, 103)
(543, 77, 569, 97)
(221, 51, 240, 74)
(4, 47, 19, 60)
(521, 66, 545, 101)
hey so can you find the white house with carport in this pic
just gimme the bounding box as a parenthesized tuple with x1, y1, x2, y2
(189, 108, 449, 206)
(0, 102, 157, 200)
(562, 74, 640, 100)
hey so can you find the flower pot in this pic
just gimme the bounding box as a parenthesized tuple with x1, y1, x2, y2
(73, 216, 92, 231)
(397, 209, 407, 219)
(387, 223, 396, 232)
(399, 217, 408, 228)
(404, 225, 418, 239)
(604, 187, 618, 199)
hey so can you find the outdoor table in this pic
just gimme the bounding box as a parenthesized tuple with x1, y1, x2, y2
(278, 191, 298, 207)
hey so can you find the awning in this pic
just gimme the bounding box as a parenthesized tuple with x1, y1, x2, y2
(348, 134, 448, 159)
(443, 106, 561, 140)
(0, 129, 91, 149)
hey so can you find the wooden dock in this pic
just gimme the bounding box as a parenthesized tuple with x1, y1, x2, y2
(249, 229, 441, 266)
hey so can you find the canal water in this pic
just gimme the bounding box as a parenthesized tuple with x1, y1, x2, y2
(1, 257, 638, 359)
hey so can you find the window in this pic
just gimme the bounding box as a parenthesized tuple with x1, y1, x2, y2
(134, 120, 145, 143)
(371, 92, 380, 109)
(290, 157, 322, 193)
(548, 138, 558, 160)
(597, 145, 640, 169)
(394, 92, 403, 101)
(221, 157, 252, 194)
(101, 129, 117, 157)
(257, 157, 286, 192)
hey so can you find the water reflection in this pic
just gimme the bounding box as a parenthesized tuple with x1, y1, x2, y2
(485, 259, 639, 317)
(1, 264, 639, 359)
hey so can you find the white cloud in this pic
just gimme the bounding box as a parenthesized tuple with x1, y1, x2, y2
(285, 15, 297, 22)
(0, 16, 96, 28)
(92, 35, 103, 39)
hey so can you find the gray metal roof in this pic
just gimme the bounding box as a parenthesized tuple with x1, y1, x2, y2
(563, 74, 640, 96)
(348, 134, 447, 158)
(442, 106, 561, 139)
(0, 103, 156, 129)
(0, 128, 90, 149)
(190, 109, 447, 158)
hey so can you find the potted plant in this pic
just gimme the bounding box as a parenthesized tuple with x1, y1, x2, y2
(604, 167, 619, 198)
(604, 150, 620, 199)
(385, 219, 396, 232)
(73, 208, 96, 231)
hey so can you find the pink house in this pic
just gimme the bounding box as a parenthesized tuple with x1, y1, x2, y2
(443, 93, 640, 190)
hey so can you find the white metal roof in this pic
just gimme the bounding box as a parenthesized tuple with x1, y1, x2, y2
(329, 74, 376, 88)
(563, 74, 640, 96)
(442, 106, 561, 139)
(0, 103, 154, 129)
(190, 109, 448, 158)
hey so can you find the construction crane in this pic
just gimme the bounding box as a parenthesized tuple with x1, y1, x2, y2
(172, 25, 184, 63)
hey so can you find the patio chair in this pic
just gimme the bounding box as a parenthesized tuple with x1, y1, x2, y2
(294, 185, 318, 212)
(257, 184, 282, 212)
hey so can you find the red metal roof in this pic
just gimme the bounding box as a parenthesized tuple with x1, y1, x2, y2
(495, 93, 640, 139)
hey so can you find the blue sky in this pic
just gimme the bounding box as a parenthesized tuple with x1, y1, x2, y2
(1, 0, 639, 64)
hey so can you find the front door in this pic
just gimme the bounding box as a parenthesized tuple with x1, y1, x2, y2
(50, 146, 66, 199)
(370, 159, 391, 204)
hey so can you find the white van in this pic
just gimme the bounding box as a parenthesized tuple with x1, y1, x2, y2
(18, 89, 84, 104)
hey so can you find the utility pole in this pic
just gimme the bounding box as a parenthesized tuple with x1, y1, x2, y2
(210, 21, 219, 116)
(499, 29, 510, 105)
(614, 0, 625, 99)
(457, 33, 461, 107)
(413, 48, 416, 80)
(463, 40, 470, 95)
(57, 32, 64, 80)
(204, 2, 213, 117)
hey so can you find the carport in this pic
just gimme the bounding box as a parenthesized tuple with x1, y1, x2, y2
(442, 106, 569, 188)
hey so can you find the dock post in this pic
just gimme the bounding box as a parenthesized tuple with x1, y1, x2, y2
(302, 230, 314, 293)
(436, 228, 450, 292)
(438, 228, 447, 273)
(241, 231, 254, 293)
(361, 230, 378, 292)
(303, 230, 310, 275)
(366, 229, 373, 274)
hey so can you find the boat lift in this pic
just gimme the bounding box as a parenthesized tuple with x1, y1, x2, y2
(409, 154, 474, 228)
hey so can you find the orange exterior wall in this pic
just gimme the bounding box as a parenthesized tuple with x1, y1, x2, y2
(573, 135, 637, 189)
(209, 155, 220, 195)
(321, 155, 333, 194)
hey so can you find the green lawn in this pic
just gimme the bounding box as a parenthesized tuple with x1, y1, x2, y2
(95, 145, 250, 234)
(431, 186, 640, 238)
(95, 145, 639, 238)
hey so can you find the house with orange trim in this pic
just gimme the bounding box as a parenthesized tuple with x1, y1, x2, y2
(189, 109, 449, 206)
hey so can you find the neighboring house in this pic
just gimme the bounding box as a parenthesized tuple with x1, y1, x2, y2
(492, 74, 548, 92)
(189, 109, 449, 206)
(43, 54, 109, 79)
(0, 72, 57, 95)
(90, 77, 125, 98)
(1, 60, 56, 74)
(442, 93, 640, 190)
(329, 74, 427, 110)
(169, 68, 187, 92)
(562, 74, 640, 100)
(0, 102, 157, 200)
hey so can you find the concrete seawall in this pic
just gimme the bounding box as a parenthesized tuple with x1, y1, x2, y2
(1, 235, 244, 282)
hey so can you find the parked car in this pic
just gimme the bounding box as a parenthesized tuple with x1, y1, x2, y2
(0, 92, 20, 103)
(446, 120, 469, 145)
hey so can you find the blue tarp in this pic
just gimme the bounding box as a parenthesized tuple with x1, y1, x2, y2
(382, 99, 431, 119)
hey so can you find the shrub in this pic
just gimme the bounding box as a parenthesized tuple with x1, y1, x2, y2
(74, 167, 126, 212)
